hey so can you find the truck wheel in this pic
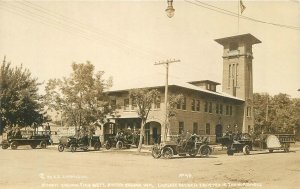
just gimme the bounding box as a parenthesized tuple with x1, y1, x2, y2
(151, 145, 161, 159)
(162, 147, 174, 159)
(284, 143, 290, 152)
(58, 144, 64, 152)
(94, 142, 101, 151)
(243, 145, 250, 155)
(11, 141, 18, 150)
(116, 141, 123, 149)
(227, 148, 234, 156)
(40, 141, 47, 149)
(2, 144, 9, 149)
(189, 148, 197, 157)
(70, 144, 76, 152)
(105, 142, 111, 150)
(30, 144, 38, 149)
(199, 145, 211, 157)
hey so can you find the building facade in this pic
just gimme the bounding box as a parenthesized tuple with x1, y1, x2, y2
(99, 34, 261, 144)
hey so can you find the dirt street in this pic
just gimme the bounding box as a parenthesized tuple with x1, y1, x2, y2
(0, 144, 299, 189)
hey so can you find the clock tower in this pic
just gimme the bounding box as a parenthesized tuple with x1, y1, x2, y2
(215, 34, 261, 132)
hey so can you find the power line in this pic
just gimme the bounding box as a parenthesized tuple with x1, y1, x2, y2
(185, 0, 300, 30)
(0, 1, 167, 61)
(19, 0, 168, 59)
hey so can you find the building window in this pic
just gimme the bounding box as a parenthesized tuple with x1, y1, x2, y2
(220, 104, 223, 115)
(207, 83, 211, 90)
(228, 64, 231, 88)
(205, 123, 210, 135)
(211, 85, 216, 91)
(209, 102, 212, 113)
(216, 103, 219, 114)
(131, 98, 137, 110)
(230, 105, 233, 116)
(154, 96, 161, 109)
(204, 101, 208, 112)
(226, 105, 229, 115)
(110, 99, 116, 109)
(236, 64, 238, 86)
(177, 97, 186, 110)
(177, 100, 181, 109)
(191, 99, 195, 111)
(182, 97, 186, 110)
(179, 122, 184, 134)
(193, 122, 198, 135)
(124, 99, 129, 110)
(196, 100, 200, 111)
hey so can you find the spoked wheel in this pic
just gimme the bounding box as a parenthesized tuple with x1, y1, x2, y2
(30, 144, 38, 149)
(283, 143, 290, 153)
(227, 147, 234, 156)
(70, 144, 76, 153)
(11, 141, 18, 150)
(189, 148, 197, 157)
(58, 144, 64, 152)
(199, 145, 211, 157)
(243, 145, 250, 155)
(135, 140, 139, 148)
(105, 141, 111, 150)
(40, 141, 47, 149)
(2, 144, 9, 149)
(116, 141, 123, 149)
(162, 147, 174, 159)
(284, 148, 290, 152)
(151, 144, 162, 159)
(94, 142, 101, 151)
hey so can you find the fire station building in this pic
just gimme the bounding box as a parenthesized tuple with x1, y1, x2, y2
(101, 34, 261, 144)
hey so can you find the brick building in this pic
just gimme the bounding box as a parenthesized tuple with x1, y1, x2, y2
(100, 33, 261, 144)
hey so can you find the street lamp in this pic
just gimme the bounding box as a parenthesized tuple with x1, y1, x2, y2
(166, 0, 175, 18)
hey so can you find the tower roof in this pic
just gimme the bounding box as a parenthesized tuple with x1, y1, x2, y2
(215, 33, 261, 46)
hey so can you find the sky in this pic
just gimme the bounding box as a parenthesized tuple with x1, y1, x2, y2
(0, 0, 299, 98)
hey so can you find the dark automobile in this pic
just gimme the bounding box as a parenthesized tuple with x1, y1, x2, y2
(58, 135, 101, 152)
(218, 132, 295, 156)
(151, 134, 212, 159)
(1, 130, 51, 150)
(104, 131, 139, 150)
(218, 132, 252, 155)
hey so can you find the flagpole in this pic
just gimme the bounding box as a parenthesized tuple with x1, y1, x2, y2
(238, 0, 240, 34)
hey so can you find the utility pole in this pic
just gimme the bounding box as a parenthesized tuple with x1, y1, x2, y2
(266, 94, 269, 122)
(154, 59, 180, 142)
(2, 55, 6, 64)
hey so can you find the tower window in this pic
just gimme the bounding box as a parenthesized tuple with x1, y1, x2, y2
(247, 107, 252, 117)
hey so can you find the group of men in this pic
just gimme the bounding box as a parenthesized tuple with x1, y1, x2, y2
(5, 126, 22, 139)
